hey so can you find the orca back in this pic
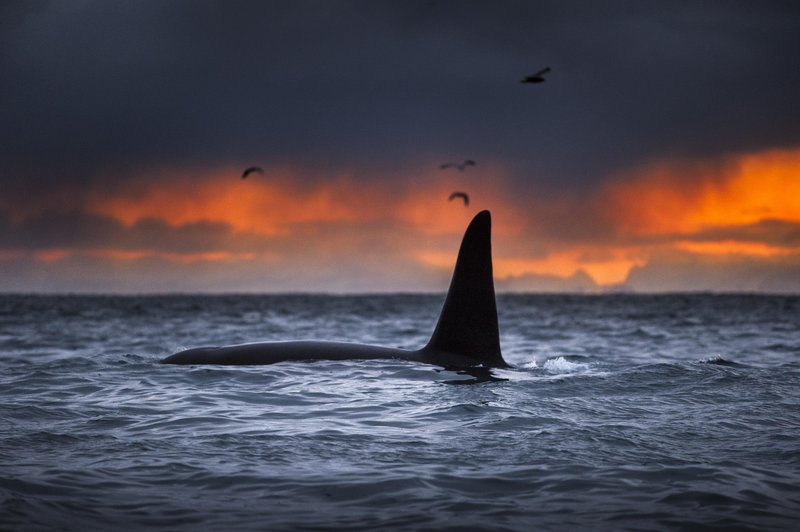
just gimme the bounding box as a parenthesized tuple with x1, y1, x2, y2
(163, 210, 507, 368)
(425, 210, 507, 367)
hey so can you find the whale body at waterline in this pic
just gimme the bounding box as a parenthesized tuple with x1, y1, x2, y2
(161, 210, 508, 369)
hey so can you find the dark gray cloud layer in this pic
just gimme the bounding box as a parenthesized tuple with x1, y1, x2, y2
(0, 210, 260, 253)
(3, 0, 800, 197)
(0, 208, 454, 292)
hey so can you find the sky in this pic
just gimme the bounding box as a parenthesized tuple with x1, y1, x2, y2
(2, 0, 800, 293)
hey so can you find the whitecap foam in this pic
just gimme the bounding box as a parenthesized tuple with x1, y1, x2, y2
(542, 356, 589, 373)
(519, 356, 591, 374)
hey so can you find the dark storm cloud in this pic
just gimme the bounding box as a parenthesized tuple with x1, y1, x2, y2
(683, 219, 800, 247)
(2, 0, 800, 195)
(0, 210, 269, 253)
(0, 210, 452, 293)
(0, 207, 442, 262)
(527, 216, 800, 250)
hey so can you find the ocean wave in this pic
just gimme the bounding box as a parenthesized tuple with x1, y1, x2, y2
(1, 294, 799, 530)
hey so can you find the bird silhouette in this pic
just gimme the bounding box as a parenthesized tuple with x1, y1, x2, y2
(440, 160, 476, 171)
(448, 191, 470, 206)
(521, 67, 551, 84)
(241, 166, 264, 179)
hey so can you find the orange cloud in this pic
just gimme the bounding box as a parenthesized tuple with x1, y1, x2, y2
(19, 248, 263, 264)
(83, 249, 261, 263)
(84, 163, 526, 239)
(85, 166, 391, 235)
(6, 149, 799, 292)
(34, 249, 71, 263)
(674, 240, 800, 257)
(605, 148, 800, 236)
(7, 162, 534, 279)
(561, 147, 800, 285)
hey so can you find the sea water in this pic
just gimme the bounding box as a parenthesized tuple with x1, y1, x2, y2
(1, 294, 798, 530)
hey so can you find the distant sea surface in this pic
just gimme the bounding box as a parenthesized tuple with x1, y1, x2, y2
(1, 294, 799, 530)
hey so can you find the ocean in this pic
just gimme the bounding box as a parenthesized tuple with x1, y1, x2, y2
(1, 293, 798, 530)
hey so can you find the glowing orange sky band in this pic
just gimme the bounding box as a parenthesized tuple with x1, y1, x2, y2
(2, 148, 799, 287)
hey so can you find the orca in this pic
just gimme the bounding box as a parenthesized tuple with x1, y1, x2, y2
(161, 210, 508, 369)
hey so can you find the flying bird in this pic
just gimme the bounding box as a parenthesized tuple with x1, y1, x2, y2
(448, 191, 470, 207)
(521, 67, 551, 84)
(241, 166, 264, 179)
(440, 160, 476, 171)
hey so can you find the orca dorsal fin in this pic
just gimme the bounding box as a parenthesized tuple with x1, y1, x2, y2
(425, 210, 507, 367)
